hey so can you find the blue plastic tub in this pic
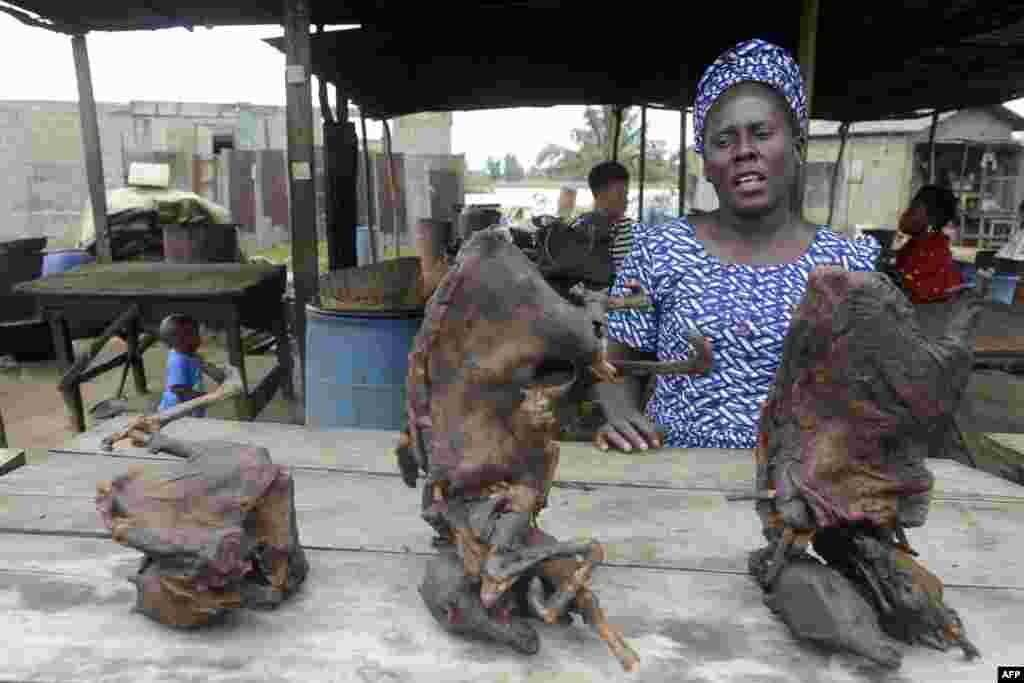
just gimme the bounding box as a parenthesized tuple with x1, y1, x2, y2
(990, 274, 1020, 305)
(304, 305, 423, 429)
(42, 248, 94, 276)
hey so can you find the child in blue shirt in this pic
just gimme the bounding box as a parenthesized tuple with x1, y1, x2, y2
(157, 314, 207, 417)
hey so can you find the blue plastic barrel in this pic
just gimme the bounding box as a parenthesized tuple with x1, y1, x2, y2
(42, 249, 94, 276)
(356, 225, 371, 266)
(304, 305, 423, 429)
(990, 274, 1020, 305)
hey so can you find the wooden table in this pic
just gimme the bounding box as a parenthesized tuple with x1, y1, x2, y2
(14, 263, 293, 432)
(915, 300, 1024, 371)
(1, 418, 1021, 682)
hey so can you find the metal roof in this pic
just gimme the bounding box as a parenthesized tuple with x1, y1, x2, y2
(5, 1, 1024, 121)
(809, 106, 1024, 136)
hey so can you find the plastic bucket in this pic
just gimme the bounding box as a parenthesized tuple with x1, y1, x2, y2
(41, 248, 94, 276)
(990, 274, 1020, 305)
(304, 305, 423, 429)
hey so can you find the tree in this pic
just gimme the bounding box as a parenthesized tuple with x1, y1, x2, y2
(533, 106, 676, 184)
(503, 153, 526, 182)
(485, 156, 503, 180)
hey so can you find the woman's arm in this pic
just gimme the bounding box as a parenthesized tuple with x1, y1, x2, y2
(590, 340, 662, 452)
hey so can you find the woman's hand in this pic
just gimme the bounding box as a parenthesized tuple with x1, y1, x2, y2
(591, 340, 664, 453)
(594, 411, 663, 453)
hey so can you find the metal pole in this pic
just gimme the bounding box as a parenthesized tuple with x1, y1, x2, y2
(796, 0, 820, 217)
(611, 106, 623, 163)
(72, 33, 112, 263)
(638, 105, 647, 223)
(360, 112, 379, 264)
(678, 108, 687, 216)
(827, 122, 850, 228)
(283, 0, 320, 381)
(928, 110, 940, 184)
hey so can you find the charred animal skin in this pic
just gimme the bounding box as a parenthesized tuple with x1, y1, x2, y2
(750, 267, 983, 667)
(396, 230, 702, 671)
(419, 550, 540, 655)
(752, 551, 904, 669)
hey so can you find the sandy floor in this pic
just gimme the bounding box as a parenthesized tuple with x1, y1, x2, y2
(1, 333, 302, 451)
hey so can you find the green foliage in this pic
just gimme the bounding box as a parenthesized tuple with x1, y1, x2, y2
(503, 153, 526, 181)
(534, 106, 679, 185)
(485, 156, 504, 180)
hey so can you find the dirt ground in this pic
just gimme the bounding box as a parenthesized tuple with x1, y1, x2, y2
(3, 332, 1023, 462)
(1, 332, 302, 451)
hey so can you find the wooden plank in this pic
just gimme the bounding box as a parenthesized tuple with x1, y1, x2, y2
(3, 454, 1024, 589)
(0, 449, 25, 476)
(985, 433, 1024, 454)
(975, 432, 1024, 485)
(17, 263, 285, 299)
(71, 33, 111, 264)
(55, 418, 1024, 499)
(0, 533, 1019, 683)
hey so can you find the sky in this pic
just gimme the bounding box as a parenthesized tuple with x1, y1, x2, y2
(1, 12, 1022, 172)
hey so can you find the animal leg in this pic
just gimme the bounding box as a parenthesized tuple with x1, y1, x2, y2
(530, 543, 606, 625)
(762, 526, 813, 588)
(574, 588, 640, 672)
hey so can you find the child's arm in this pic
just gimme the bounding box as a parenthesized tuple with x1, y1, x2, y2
(170, 385, 205, 403)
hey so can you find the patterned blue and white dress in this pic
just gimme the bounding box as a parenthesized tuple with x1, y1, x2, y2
(606, 218, 880, 449)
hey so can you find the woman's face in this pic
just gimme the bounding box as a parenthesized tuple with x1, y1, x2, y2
(899, 203, 930, 236)
(702, 83, 801, 218)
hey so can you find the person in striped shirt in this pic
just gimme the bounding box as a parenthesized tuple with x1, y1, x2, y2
(570, 161, 637, 279)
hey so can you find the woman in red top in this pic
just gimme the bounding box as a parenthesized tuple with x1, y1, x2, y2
(893, 185, 962, 304)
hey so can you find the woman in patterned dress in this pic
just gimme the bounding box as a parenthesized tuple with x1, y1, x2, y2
(594, 39, 881, 452)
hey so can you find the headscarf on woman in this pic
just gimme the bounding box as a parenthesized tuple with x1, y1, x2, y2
(693, 38, 809, 155)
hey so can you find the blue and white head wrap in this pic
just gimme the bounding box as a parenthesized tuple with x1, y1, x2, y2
(693, 39, 808, 155)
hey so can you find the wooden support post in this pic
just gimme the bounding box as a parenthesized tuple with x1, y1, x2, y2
(611, 107, 624, 163)
(928, 110, 940, 184)
(827, 122, 850, 228)
(48, 314, 75, 371)
(317, 39, 341, 273)
(72, 33, 112, 263)
(382, 119, 399, 259)
(360, 111, 379, 264)
(678, 109, 688, 216)
(638, 105, 647, 223)
(283, 0, 320, 382)
(796, 0, 820, 218)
